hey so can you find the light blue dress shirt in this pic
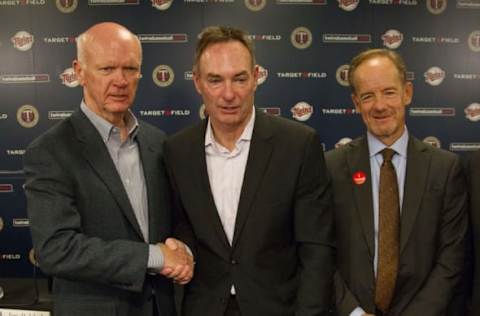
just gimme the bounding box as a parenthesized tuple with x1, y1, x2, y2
(80, 102, 164, 272)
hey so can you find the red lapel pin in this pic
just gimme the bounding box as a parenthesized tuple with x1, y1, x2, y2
(352, 171, 366, 185)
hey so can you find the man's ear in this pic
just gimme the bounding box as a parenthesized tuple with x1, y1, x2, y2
(352, 93, 361, 112)
(192, 71, 202, 95)
(73, 59, 86, 86)
(404, 81, 413, 106)
(252, 64, 259, 91)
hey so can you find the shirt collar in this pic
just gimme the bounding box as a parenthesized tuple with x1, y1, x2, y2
(205, 107, 256, 148)
(80, 100, 139, 143)
(367, 126, 409, 159)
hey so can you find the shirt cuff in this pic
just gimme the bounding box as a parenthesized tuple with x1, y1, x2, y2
(184, 244, 193, 258)
(350, 307, 366, 316)
(147, 244, 164, 273)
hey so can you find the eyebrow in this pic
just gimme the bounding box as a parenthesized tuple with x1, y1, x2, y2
(206, 73, 222, 78)
(235, 71, 248, 76)
(205, 70, 250, 78)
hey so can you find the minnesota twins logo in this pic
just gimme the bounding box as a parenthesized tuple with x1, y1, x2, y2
(29, 249, 39, 267)
(56, 0, 78, 13)
(60, 67, 79, 87)
(382, 29, 403, 49)
(17, 104, 39, 128)
(256, 65, 268, 85)
(338, 0, 359, 11)
(291, 27, 313, 49)
(336, 64, 350, 87)
(465, 103, 480, 122)
(152, 65, 175, 87)
(468, 30, 480, 52)
(199, 104, 207, 120)
(423, 136, 442, 148)
(424, 66, 445, 86)
(291, 102, 313, 121)
(151, 0, 173, 10)
(335, 137, 352, 148)
(245, 0, 266, 11)
(426, 0, 447, 14)
(11, 31, 34, 51)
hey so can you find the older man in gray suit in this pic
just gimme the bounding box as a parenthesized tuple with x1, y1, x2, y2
(24, 22, 193, 316)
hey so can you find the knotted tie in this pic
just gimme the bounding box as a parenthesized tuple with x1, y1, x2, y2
(375, 148, 400, 314)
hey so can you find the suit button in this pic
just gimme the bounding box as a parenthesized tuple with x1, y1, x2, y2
(231, 259, 237, 265)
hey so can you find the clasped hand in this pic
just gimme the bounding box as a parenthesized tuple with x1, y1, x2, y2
(158, 238, 194, 284)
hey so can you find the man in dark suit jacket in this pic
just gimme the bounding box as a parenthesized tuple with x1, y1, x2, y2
(467, 149, 480, 315)
(164, 26, 335, 316)
(24, 22, 193, 316)
(326, 49, 467, 316)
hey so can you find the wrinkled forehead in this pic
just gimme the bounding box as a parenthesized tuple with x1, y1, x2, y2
(353, 57, 402, 86)
(85, 37, 142, 65)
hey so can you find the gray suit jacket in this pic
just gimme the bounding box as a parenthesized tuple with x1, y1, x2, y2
(24, 110, 175, 316)
(165, 110, 335, 316)
(326, 136, 467, 316)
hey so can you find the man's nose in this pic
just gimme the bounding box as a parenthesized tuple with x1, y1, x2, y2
(113, 69, 128, 86)
(372, 94, 388, 110)
(222, 81, 235, 101)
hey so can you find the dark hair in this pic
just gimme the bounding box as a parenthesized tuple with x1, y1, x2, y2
(193, 26, 255, 73)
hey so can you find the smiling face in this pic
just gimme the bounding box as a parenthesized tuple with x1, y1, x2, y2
(193, 40, 258, 136)
(351, 56, 413, 146)
(74, 24, 142, 126)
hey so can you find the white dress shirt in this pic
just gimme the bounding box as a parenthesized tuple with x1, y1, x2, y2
(205, 109, 255, 295)
(205, 110, 255, 244)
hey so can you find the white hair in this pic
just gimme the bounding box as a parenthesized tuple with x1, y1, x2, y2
(75, 26, 142, 66)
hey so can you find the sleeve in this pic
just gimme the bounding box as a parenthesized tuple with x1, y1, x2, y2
(335, 271, 367, 316)
(350, 307, 366, 316)
(294, 131, 336, 316)
(401, 155, 468, 315)
(148, 244, 165, 272)
(163, 142, 197, 257)
(24, 143, 150, 292)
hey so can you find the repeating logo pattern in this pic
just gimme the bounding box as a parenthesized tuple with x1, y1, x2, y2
(1, 0, 480, 279)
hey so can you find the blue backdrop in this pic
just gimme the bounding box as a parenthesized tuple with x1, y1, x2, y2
(0, 0, 479, 277)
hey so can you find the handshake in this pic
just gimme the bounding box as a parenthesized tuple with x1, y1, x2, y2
(158, 238, 194, 285)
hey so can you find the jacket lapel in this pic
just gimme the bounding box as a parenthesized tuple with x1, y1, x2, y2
(347, 137, 375, 259)
(232, 111, 273, 249)
(191, 121, 231, 252)
(400, 137, 431, 253)
(136, 127, 167, 243)
(70, 110, 145, 241)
